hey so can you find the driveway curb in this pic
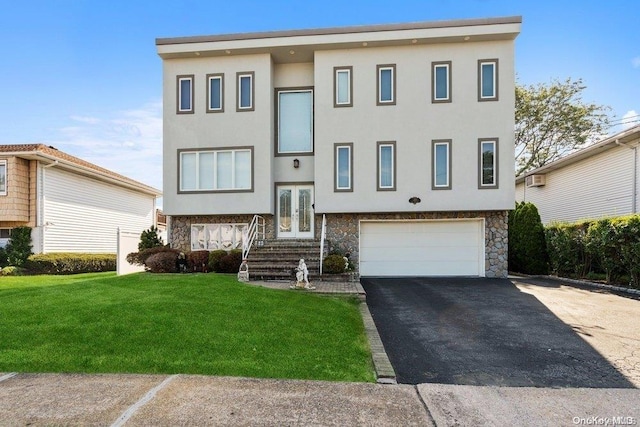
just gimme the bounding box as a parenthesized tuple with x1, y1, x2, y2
(359, 303, 397, 384)
(511, 274, 640, 297)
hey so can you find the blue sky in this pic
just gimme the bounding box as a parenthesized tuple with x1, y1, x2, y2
(0, 0, 638, 194)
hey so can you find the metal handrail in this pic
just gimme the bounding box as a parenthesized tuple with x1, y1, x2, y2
(319, 214, 327, 275)
(242, 215, 265, 260)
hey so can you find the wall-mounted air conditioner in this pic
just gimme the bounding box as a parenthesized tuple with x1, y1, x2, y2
(526, 174, 546, 187)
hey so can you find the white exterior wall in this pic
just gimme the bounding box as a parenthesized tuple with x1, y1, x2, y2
(516, 143, 639, 224)
(41, 167, 155, 253)
(162, 54, 274, 216)
(313, 41, 516, 213)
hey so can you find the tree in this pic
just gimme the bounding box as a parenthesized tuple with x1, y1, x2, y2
(508, 202, 548, 275)
(515, 78, 610, 176)
(4, 226, 33, 267)
(138, 226, 164, 251)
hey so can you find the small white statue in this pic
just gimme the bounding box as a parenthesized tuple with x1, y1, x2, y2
(291, 258, 315, 290)
(237, 259, 249, 282)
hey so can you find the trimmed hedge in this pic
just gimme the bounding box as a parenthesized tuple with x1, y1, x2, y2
(208, 250, 228, 272)
(26, 253, 116, 275)
(217, 249, 243, 273)
(187, 250, 209, 272)
(146, 251, 179, 273)
(323, 254, 347, 274)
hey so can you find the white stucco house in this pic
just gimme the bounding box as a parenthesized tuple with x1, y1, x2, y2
(0, 144, 161, 252)
(156, 16, 521, 278)
(516, 125, 640, 225)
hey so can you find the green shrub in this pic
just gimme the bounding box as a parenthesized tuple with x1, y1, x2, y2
(138, 226, 164, 251)
(187, 250, 210, 272)
(146, 251, 179, 273)
(127, 246, 177, 267)
(218, 249, 243, 273)
(584, 219, 624, 285)
(0, 266, 20, 276)
(25, 253, 116, 275)
(5, 226, 33, 267)
(610, 216, 640, 286)
(545, 222, 590, 277)
(508, 202, 548, 274)
(0, 247, 7, 268)
(323, 254, 347, 274)
(208, 250, 228, 272)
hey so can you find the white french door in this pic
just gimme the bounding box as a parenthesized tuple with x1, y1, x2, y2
(277, 185, 314, 238)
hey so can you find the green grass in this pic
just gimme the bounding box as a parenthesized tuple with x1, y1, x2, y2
(0, 272, 374, 382)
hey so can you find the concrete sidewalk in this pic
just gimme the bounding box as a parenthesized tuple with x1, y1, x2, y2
(1, 373, 639, 426)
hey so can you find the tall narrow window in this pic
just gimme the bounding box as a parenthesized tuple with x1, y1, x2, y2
(478, 138, 499, 188)
(207, 73, 224, 112)
(334, 143, 353, 192)
(177, 75, 194, 114)
(478, 59, 499, 101)
(432, 61, 451, 103)
(377, 141, 396, 191)
(432, 140, 451, 190)
(0, 159, 6, 196)
(237, 72, 254, 111)
(334, 66, 353, 107)
(377, 64, 396, 105)
(277, 88, 313, 154)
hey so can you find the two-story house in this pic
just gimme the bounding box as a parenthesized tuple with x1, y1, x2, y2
(156, 16, 521, 278)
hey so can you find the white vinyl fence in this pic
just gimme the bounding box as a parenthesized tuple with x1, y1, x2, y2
(117, 229, 145, 275)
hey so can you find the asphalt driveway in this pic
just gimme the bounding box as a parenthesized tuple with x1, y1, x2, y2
(361, 277, 636, 387)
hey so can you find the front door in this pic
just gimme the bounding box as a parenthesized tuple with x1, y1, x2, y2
(277, 185, 314, 238)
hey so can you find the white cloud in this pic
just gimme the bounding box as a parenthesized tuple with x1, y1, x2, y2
(633, 57, 640, 68)
(44, 100, 163, 193)
(621, 110, 638, 130)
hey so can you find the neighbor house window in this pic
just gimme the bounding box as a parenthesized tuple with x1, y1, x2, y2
(179, 147, 253, 192)
(334, 66, 353, 107)
(432, 61, 452, 103)
(432, 140, 451, 190)
(478, 59, 498, 101)
(237, 72, 254, 111)
(177, 75, 194, 114)
(478, 138, 498, 188)
(207, 73, 224, 112)
(277, 88, 313, 154)
(334, 143, 353, 192)
(0, 159, 6, 196)
(377, 64, 396, 105)
(377, 141, 396, 191)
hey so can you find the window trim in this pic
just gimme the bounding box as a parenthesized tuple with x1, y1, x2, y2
(176, 75, 194, 114)
(376, 64, 396, 105)
(478, 138, 499, 189)
(432, 61, 452, 103)
(0, 159, 6, 196)
(432, 139, 452, 190)
(275, 86, 314, 156)
(478, 59, 499, 101)
(177, 146, 254, 193)
(236, 71, 255, 111)
(334, 66, 353, 107)
(377, 141, 396, 191)
(334, 143, 353, 192)
(206, 73, 224, 113)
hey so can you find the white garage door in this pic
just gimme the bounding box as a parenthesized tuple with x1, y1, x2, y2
(359, 220, 484, 277)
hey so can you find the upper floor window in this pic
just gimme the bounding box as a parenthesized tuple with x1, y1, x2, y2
(237, 72, 254, 111)
(432, 140, 451, 190)
(334, 66, 353, 107)
(432, 61, 451, 103)
(207, 73, 224, 113)
(177, 75, 194, 114)
(377, 64, 396, 105)
(478, 59, 499, 101)
(377, 141, 396, 191)
(0, 159, 6, 196)
(479, 138, 499, 188)
(179, 147, 253, 192)
(277, 88, 313, 155)
(334, 143, 353, 192)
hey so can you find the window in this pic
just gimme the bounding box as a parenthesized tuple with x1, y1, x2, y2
(277, 88, 313, 155)
(176, 75, 194, 114)
(478, 138, 499, 188)
(0, 159, 6, 196)
(432, 140, 451, 190)
(190, 224, 247, 251)
(432, 61, 451, 103)
(377, 141, 396, 191)
(334, 143, 353, 192)
(478, 59, 499, 101)
(377, 64, 396, 105)
(207, 73, 224, 112)
(334, 66, 353, 107)
(237, 72, 254, 111)
(179, 147, 253, 192)
(0, 229, 9, 239)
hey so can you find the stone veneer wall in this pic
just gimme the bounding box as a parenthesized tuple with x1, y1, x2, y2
(322, 211, 509, 278)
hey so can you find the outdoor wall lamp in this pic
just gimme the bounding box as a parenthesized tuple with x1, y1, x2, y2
(293, 158, 300, 168)
(409, 196, 421, 205)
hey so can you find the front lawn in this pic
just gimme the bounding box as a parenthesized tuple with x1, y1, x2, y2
(0, 273, 374, 382)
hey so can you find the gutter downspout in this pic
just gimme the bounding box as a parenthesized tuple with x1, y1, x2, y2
(615, 140, 637, 214)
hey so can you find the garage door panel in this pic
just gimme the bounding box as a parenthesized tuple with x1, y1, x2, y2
(360, 260, 479, 277)
(361, 231, 478, 248)
(359, 246, 480, 263)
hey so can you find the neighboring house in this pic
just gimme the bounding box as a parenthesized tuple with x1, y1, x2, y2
(516, 125, 640, 225)
(0, 144, 161, 253)
(156, 16, 521, 278)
